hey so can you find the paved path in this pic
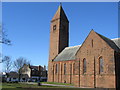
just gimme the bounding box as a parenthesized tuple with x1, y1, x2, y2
(21, 82, 116, 90)
(25, 82, 76, 88)
(23, 82, 78, 88)
(41, 83, 76, 88)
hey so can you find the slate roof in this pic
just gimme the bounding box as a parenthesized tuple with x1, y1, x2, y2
(7, 72, 19, 78)
(53, 31, 120, 62)
(54, 45, 81, 61)
(112, 38, 120, 49)
(30, 66, 39, 71)
(7, 72, 29, 78)
(96, 32, 120, 52)
(30, 66, 43, 71)
(53, 38, 120, 62)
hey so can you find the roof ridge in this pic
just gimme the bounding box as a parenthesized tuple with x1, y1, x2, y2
(95, 32, 112, 41)
(96, 32, 120, 52)
(111, 38, 120, 40)
(65, 45, 81, 49)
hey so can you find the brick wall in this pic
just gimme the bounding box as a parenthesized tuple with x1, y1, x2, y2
(76, 30, 116, 88)
(48, 30, 117, 88)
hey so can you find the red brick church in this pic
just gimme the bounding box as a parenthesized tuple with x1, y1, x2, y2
(48, 4, 120, 88)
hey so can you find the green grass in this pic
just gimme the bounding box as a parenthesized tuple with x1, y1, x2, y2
(2, 82, 62, 89)
(2, 82, 91, 90)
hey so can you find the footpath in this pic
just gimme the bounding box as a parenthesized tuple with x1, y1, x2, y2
(26, 82, 76, 88)
(25, 82, 116, 90)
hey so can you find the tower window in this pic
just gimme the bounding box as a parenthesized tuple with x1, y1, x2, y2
(53, 25, 56, 30)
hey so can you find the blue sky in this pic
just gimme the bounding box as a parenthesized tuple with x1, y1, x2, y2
(2, 2, 118, 68)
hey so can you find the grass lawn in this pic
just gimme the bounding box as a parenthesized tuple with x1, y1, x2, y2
(2, 82, 91, 90)
(2, 82, 61, 90)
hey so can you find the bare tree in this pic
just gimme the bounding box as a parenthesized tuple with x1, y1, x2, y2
(14, 57, 30, 72)
(1, 56, 9, 63)
(14, 57, 30, 81)
(0, 23, 11, 63)
(0, 24, 11, 45)
(3, 56, 12, 73)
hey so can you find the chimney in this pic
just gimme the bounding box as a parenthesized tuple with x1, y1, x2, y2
(38, 65, 41, 71)
(44, 65, 46, 71)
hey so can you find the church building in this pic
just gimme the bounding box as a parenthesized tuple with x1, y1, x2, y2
(48, 4, 120, 88)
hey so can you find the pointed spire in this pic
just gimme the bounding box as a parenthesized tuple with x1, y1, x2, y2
(60, 2, 62, 6)
(51, 4, 69, 22)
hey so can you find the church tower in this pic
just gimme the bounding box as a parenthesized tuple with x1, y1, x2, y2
(49, 4, 69, 61)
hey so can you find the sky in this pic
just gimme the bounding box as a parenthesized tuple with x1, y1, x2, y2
(2, 2, 118, 69)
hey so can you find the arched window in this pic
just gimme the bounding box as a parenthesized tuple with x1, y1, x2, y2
(53, 65, 54, 72)
(55, 64, 58, 74)
(83, 58, 87, 74)
(53, 25, 56, 30)
(64, 64, 66, 75)
(73, 63, 75, 75)
(92, 39, 93, 47)
(61, 64, 62, 73)
(99, 57, 104, 73)
(70, 64, 72, 75)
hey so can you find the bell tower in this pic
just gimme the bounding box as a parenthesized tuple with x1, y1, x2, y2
(49, 4, 69, 61)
